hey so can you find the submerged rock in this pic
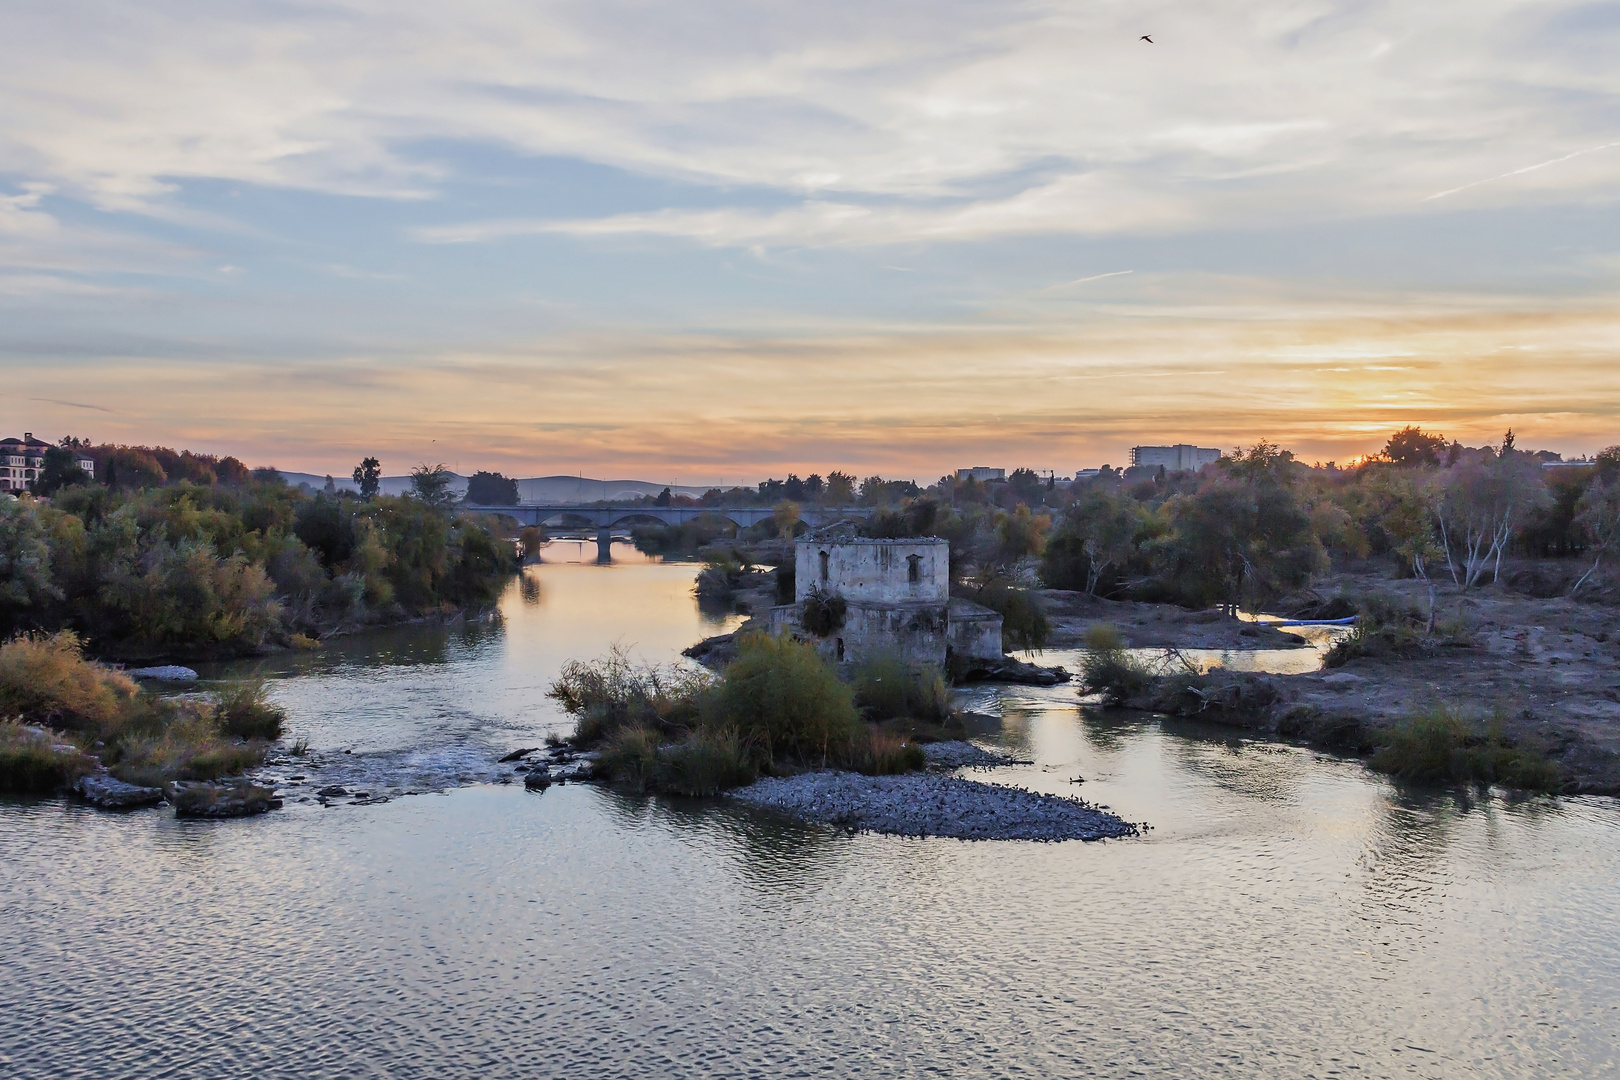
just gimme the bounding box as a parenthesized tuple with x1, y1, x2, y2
(682, 632, 738, 670)
(729, 771, 1138, 841)
(524, 765, 553, 790)
(951, 656, 1070, 686)
(169, 780, 281, 818)
(74, 772, 164, 810)
(127, 665, 199, 682)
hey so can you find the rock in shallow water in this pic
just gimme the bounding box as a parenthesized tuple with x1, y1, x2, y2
(168, 780, 281, 818)
(729, 771, 1138, 841)
(73, 772, 164, 810)
(127, 665, 198, 682)
(524, 766, 552, 790)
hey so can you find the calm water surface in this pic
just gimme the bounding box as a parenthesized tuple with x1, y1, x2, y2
(4, 542, 1617, 1078)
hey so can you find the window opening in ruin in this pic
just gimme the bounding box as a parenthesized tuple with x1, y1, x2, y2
(819, 550, 830, 582)
(907, 554, 921, 584)
(836, 637, 845, 661)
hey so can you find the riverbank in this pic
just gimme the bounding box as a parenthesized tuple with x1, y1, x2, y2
(1079, 569, 1620, 794)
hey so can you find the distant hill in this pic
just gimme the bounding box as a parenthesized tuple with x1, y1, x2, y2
(515, 476, 714, 502)
(274, 472, 717, 502)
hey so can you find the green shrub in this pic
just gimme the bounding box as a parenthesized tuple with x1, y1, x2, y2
(0, 631, 140, 739)
(1078, 624, 1153, 706)
(704, 633, 860, 766)
(214, 678, 287, 741)
(851, 652, 951, 722)
(1370, 706, 1563, 791)
(0, 722, 96, 793)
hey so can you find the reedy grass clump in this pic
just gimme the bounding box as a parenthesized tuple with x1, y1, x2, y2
(548, 644, 709, 745)
(851, 652, 951, 723)
(107, 703, 267, 787)
(0, 722, 96, 793)
(1078, 624, 1154, 706)
(1370, 705, 1563, 791)
(214, 677, 287, 740)
(846, 729, 927, 776)
(596, 724, 757, 796)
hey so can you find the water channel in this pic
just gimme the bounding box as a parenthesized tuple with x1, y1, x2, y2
(3, 542, 1617, 1078)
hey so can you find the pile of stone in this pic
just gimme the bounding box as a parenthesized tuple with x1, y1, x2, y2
(728, 771, 1138, 841)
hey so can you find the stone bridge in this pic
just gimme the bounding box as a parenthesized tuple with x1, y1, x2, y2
(462, 503, 875, 559)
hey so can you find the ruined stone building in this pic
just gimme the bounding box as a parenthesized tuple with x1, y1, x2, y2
(768, 537, 1003, 668)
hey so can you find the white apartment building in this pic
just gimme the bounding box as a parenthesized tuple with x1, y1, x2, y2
(0, 434, 95, 493)
(1129, 444, 1223, 472)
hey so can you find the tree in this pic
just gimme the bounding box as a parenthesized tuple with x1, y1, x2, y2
(352, 456, 382, 500)
(1380, 476, 1443, 631)
(1572, 470, 1620, 595)
(33, 446, 90, 497)
(1008, 468, 1045, 502)
(1160, 473, 1325, 613)
(1383, 426, 1447, 467)
(1058, 488, 1141, 596)
(773, 500, 801, 539)
(409, 463, 456, 509)
(518, 526, 548, 560)
(1435, 452, 1544, 589)
(823, 471, 856, 505)
(102, 447, 167, 490)
(994, 504, 1050, 566)
(0, 500, 62, 633)
(466, 470, 518, 505)
(654, 486, 672, 508)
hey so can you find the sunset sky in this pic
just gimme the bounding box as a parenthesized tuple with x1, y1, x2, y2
(4, 0, 1619, 482)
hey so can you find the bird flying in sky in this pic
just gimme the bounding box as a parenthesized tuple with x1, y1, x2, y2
(1140, 35, 1153, 43)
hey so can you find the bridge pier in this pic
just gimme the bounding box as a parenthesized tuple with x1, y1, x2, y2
(596, 527, 613, 563)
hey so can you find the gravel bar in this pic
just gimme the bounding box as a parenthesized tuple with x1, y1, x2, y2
(728, 771, 1139, 841)
(922, 740, 1017, 770)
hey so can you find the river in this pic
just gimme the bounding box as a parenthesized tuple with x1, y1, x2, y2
(3, 542, 1617, 1078)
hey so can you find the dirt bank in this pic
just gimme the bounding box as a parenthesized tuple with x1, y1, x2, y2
(1089, 569, 1620, 794)
(1039, 589, 1315, 650)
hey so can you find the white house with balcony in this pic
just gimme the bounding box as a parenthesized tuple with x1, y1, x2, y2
(0, 434, 95, 493)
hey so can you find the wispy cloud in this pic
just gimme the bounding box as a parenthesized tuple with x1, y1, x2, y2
(1425, 141, 1620, 202)
(1040, 270, 1134, 294)
(29, 396, 114, 413)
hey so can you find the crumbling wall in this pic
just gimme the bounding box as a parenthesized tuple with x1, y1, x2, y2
(795, 538, 949, 604)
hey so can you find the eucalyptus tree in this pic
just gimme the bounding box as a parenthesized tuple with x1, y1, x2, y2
(1571, 446, 1620, 595)
(1435, 445, 1545, 589)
